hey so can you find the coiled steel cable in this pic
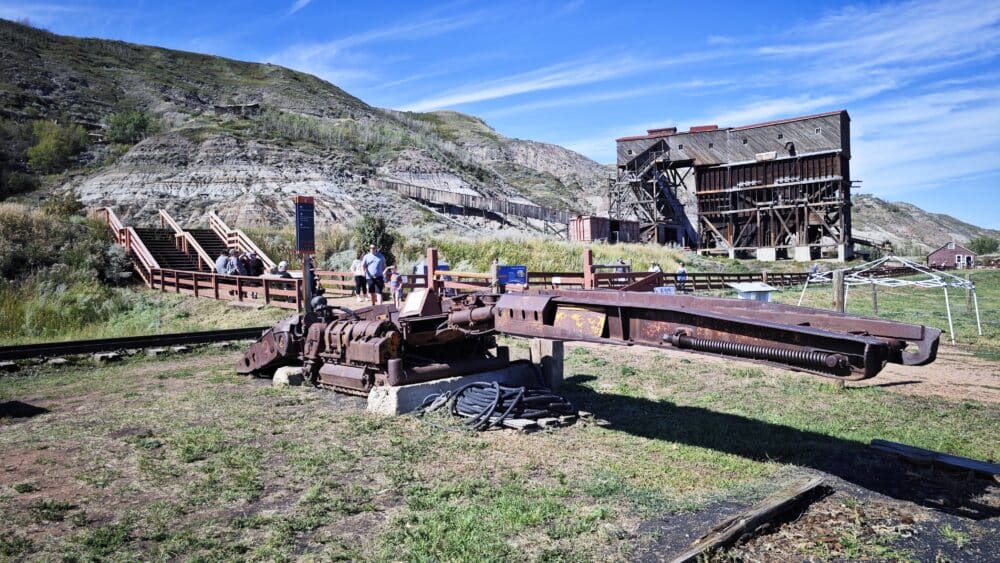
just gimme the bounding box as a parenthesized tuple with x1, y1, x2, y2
(665, 334, 849, 371)
(416, 380, 576, 431)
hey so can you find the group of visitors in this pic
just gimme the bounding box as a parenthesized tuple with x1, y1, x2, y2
(213, 249, 282, 278)
(214, 249, 292, 278)
(350, 244, 404, 307)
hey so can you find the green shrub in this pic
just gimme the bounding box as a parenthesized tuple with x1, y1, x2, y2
(27, 120, 88, 173)
(353, 215, 397, 265)
(104, 110, 157, 144)
(968, 236, 999, 255)
(0, 202, 127, 283)
(0, 170, 39, 199)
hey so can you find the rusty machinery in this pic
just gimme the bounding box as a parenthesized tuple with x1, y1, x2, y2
(237, 282, 940, 395)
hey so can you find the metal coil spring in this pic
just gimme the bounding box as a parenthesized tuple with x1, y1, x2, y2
(668, 334, 848, 371)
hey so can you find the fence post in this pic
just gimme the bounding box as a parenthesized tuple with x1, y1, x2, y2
(583, 248, 594, 289)
(193, 273, 199, 298)
(236, 276, 243, 302)
(426, 247, 438, 290)
(213, 274, 219, 299)
(263, 278, 270, 305)
(833, 270, 846, 313)
(870, 280, 877, 314)
(965, 273, 972, 313)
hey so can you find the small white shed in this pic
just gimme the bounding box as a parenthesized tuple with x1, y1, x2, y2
(727, 282, 777, 302)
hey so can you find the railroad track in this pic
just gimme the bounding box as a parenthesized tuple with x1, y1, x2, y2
(0, 327, 269, 362)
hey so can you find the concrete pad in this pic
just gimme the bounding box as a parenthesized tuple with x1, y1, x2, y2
(46, 358, 68, 366)
(147, 348, 167, 357)
(794, 246, 812, 262)
(273, 366, 304, 387)
(367, 362, 538, 416)
(755, 247, 777, 262)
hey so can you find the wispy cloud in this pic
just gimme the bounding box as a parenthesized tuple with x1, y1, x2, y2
(400, 51, 724, 112)
(481, 80, 730, 119)
(267, 11, 486, 86)
(0, 2, 86, 25)
(288, 0, 311, 15)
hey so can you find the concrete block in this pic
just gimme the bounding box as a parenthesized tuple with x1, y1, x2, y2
(93, 352, 121, 364)
(170, 346, 191, 354)
(46, 358, 69, 367)
(0, 361, 18, 372)
(147, 348, 167, 357)
(367, 363, 536, 416)
(530, 339, 564, 391)
(755, 247, 777, 262)
(794, 246, 812, 262)
(273, 366, 304, 387)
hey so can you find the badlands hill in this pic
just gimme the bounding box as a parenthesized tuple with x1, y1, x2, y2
(0, 19, 607, 232)
(1, 19, 995, 251)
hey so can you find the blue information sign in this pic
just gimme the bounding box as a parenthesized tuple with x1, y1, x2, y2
(294, 196, 315, 254)
(497, 265, 527, 285)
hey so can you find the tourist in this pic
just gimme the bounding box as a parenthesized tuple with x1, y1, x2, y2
(249, 252, 265, 276)
(225, 249, 238, 275)
(350, 251, 367, 303)
(677, 262, 687, 293)
(649, 262, 662, 273)
(384, 265, 403, 308)
(275, 260, 292, 279)
(363, 244, 386, 306)
(215, 251, 229, 275)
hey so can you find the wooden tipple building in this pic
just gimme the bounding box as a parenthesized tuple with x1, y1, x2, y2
(611, 110, 853, 261)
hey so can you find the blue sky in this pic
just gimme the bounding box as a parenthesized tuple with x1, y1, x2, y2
(4, 0, 999, 228)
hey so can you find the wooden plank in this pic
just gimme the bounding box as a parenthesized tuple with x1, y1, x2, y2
(870, 439, 1000, 478)
(669, 476, 826, 563)
(500, 418, 538, 431)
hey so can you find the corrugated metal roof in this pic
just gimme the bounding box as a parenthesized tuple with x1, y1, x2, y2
(730, 110, 847, 131)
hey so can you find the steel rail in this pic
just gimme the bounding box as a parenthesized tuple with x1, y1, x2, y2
(0, 327, 270, 361)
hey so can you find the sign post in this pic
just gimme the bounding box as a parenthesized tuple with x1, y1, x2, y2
(294, 196, 316, 255)
(293, 196, 316, 315)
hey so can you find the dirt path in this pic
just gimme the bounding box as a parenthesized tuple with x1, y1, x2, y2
(574, 341, 1000, 404)
(853, 346, 1000, 403)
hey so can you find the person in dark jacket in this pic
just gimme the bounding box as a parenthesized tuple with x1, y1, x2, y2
(250, 253, 265, 276)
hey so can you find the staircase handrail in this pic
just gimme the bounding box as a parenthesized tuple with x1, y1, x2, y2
(98, 207, 126, 244)
(159, 209, 216, 272)
(208, 211, 276, 271)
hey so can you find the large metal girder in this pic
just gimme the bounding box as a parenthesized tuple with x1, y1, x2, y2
(494, 290, 939, 380)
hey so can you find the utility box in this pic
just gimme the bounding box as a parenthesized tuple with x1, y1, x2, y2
(727, 282, 777, 302)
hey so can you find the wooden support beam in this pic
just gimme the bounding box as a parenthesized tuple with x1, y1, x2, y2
(669, 476, 826, 563)
(870, 439, 1000, 479)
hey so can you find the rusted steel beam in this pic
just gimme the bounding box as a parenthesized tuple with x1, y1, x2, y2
(493, 289, 938, 380)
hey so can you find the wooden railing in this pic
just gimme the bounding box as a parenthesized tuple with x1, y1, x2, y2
(208, 211, 276, 271)
(97, 208, 161, 284)
(159, 209, 216, 272)
(150, 269, 302, 310)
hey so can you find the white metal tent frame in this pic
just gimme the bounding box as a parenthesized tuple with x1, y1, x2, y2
(798, 255, 982, 344)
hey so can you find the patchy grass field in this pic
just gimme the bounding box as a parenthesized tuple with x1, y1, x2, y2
(2, 340, 997, 561)
(0, 289, 289, 345)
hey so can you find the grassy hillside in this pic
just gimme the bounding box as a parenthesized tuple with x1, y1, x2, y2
(0, 19, 605, 225)
(852, 194, 1000, 255)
